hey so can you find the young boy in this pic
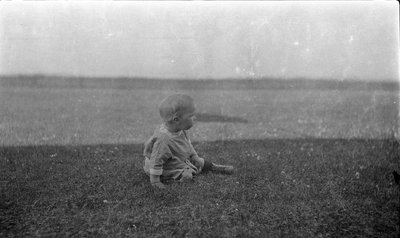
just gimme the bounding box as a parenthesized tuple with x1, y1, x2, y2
(143, 94, 234, 189)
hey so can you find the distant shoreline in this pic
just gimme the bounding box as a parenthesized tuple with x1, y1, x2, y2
(0, 75, 398, 91)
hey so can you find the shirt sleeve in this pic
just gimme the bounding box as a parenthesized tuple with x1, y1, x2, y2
(149, 137, 172, 176)
(143, 136, 157, 158)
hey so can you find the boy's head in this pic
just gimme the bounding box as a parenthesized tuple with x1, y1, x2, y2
(159, 94, 196, 131)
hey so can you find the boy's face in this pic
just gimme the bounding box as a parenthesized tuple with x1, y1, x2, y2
(175, 106, 196, 131)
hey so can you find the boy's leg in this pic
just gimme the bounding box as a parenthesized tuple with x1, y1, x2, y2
(202, 160, 214, 172)
(202, 160, 234, 174)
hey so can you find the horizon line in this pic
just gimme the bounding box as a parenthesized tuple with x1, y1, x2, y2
(0, 73, 398, 83)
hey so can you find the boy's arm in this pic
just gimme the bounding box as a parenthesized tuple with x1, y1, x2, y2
(184, 131, 205, 170)
(148, 139, 171, 188)
(143, 136, 157, 158)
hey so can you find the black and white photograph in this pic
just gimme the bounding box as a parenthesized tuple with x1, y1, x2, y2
(0, 1, 399, 237)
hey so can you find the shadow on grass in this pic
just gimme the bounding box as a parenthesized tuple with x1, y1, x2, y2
(195, 113, 248, 123)
(0, 138, 399, 237)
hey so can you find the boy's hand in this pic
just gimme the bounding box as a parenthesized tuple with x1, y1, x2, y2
(150, 174, 165, 189)
(180, 168, 193, 182)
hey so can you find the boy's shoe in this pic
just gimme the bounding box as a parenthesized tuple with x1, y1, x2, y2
(393, 170, 400, 184)
(211, 163, 234, 174)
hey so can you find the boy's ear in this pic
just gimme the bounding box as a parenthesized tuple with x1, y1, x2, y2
(171, 112, 180, 122)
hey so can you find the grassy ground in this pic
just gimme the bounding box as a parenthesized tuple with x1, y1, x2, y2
(1, 139, 399, 237)
(0, 82, 399, 237)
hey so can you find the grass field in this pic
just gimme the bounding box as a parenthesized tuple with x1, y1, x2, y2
(1, 78, 399, 237)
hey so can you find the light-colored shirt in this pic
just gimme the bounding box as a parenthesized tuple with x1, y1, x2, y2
(143, 124, 204, 180)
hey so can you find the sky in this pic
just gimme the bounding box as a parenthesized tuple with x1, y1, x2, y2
(0, 1, 399, 81)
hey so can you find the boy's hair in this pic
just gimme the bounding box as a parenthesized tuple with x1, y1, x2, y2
(159, 94, 195, 122)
